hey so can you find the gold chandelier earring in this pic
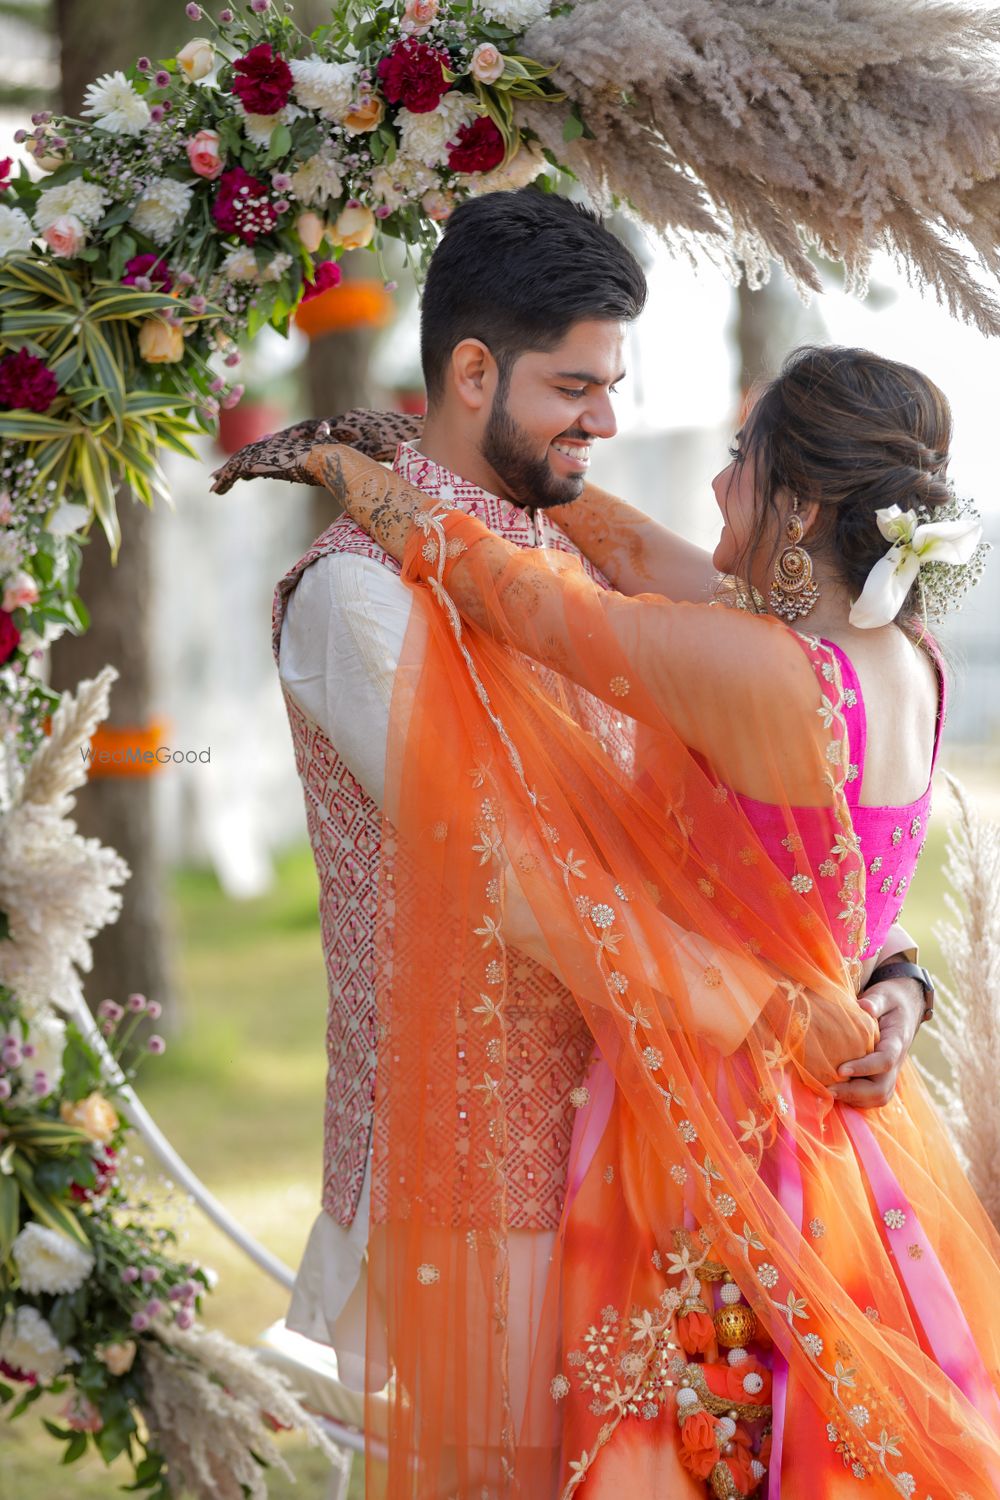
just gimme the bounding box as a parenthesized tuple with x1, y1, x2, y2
(769, 502, 820, 622)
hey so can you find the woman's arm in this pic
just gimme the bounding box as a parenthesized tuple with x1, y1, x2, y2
(552, 483, 719, 602)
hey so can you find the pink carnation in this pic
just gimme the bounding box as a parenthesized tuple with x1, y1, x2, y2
(0, 349, 59, 413)
(230, 42, 293, 116)
(122, 254, 173, 292)
(211, 166, 277, 244)
(0, 609, 19, 665)
(376, 38, 451, 114)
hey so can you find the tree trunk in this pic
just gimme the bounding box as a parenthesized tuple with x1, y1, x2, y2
(304, 253, 382, 537)
(49, 2, 189, 1027)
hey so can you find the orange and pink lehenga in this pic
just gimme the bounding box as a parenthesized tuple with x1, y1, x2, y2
(355, 483, 1000, 1499)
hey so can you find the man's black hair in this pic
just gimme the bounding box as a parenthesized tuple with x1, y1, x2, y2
(420, 187, 648, 402)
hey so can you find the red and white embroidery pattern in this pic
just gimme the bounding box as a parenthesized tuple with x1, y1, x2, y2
(272, 444, 614, 1228)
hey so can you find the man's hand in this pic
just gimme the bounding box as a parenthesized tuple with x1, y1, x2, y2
(209, 408, 423, 494)
(829, 973, 925, 1108)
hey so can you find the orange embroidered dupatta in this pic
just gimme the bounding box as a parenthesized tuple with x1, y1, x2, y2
(362, 496, 1000, 1500)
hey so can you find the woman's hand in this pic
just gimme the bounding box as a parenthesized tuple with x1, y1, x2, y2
(209, 408, 423, 494)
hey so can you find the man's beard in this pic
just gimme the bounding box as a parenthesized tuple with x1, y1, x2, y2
(481, 388, 587, 512)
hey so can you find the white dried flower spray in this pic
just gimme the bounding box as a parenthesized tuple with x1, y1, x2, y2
(922, 777, 1000, 1231)
(0, 667, 129, 1010)
(519, 0, 1000, 330)
(141, 1324, 340, 1500)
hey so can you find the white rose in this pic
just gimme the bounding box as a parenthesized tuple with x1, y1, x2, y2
(470, 44, 505, 85)
(0, 205, 34, 257)
(0, 1305, 77, 1384)
(396, 93, 479, 168)
(177, 37, 215, 82)
(129, 178, 194, 246)
(13, 1223, 95, 1296)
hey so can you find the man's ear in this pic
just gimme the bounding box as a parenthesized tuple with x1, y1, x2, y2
(450, 338, 497, 413)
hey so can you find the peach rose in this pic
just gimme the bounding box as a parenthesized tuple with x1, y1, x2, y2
(96, 1340, 137, 1376)
(137, 318, 185, 364)
(27, 136, 69, 173)
(421, 188, 454, 222)
(0, 492, 12, 525)
(177, 37, 216, 82)
(41, 214, 85, 259)
(470, 43, 505, 85)
(60, 1092, 119, 1143)
(330, 203, 375, 250)
(2, 571, 39, 612)
(186, 128, 223, 180)
(295, 210, 327, 254)
(341, 95, 385, 133)
(401, 0, 438, 34)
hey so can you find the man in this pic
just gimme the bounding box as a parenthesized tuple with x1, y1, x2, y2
(211, 188, 928, 1392)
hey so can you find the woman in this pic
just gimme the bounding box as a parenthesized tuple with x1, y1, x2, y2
(303, 347, 996, 1497)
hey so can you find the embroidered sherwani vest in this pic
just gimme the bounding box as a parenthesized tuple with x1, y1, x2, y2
(272, 445, 615, 1229)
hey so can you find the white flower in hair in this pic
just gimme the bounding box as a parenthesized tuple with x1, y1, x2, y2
(80, 71, 151, 136)
(849, 502, 984, 629)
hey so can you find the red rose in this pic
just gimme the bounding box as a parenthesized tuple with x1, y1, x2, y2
(377, 39, 451, 114)
(0, 609, 19, 666)
(230, 42, 293, 116)
(301, 260, 343, 302)
(212, 167, 277, 244)
(122, 253, 173, 292)
(0, 348, 59, 414)
(447, 116, 505, 174)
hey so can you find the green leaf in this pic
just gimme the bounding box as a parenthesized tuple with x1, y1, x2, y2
(153, 424, 200, 461)
(10, 1156, 91, 1249)
(81, 323, 126, 438)
(562, 112, 585, 142)
(63, 1431, 88, 1465)
(7, 1118, 92, 1151)
(0, 411, 74, 439)
(1, 308, 80, 336)
(87, 288, 176, 321)
(0, 1176, 19, 1263)
(79, 438, 122, 560)
(0, 257, 82, 307)
(124, 391, 193, 417)
(263, 122, 292, 167)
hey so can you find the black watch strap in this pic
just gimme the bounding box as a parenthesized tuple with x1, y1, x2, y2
(868, 960, 935, 1024)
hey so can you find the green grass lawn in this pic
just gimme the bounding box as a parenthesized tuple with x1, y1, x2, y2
(1, 767, 983, 1499)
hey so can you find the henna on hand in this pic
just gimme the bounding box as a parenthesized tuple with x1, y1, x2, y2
(208, 408, 423, 494)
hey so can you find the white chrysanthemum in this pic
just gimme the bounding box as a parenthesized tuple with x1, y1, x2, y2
(0, 1304, 77, 1384)
(13, 1223, 95, 1296)
(474, 0, 549, 27)
(236, 97, 304, 148)
(35, 180, 110, 232)
(80, 70, 151, 137)
(289, 55, 356, 119)
(288, 149, 344, 206)
(457, 138, 545, 195)
(263, 251, 293, 283)
(396, 93, 479, 168)
(0, 205, 35, 257)
(129, 178, 194, 246)
(369, 159, 436, 212)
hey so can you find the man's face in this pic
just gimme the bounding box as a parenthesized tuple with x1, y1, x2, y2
(481, 318, 626, 509)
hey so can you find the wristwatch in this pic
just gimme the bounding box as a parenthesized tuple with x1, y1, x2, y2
(867, 960, 935, 1025)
